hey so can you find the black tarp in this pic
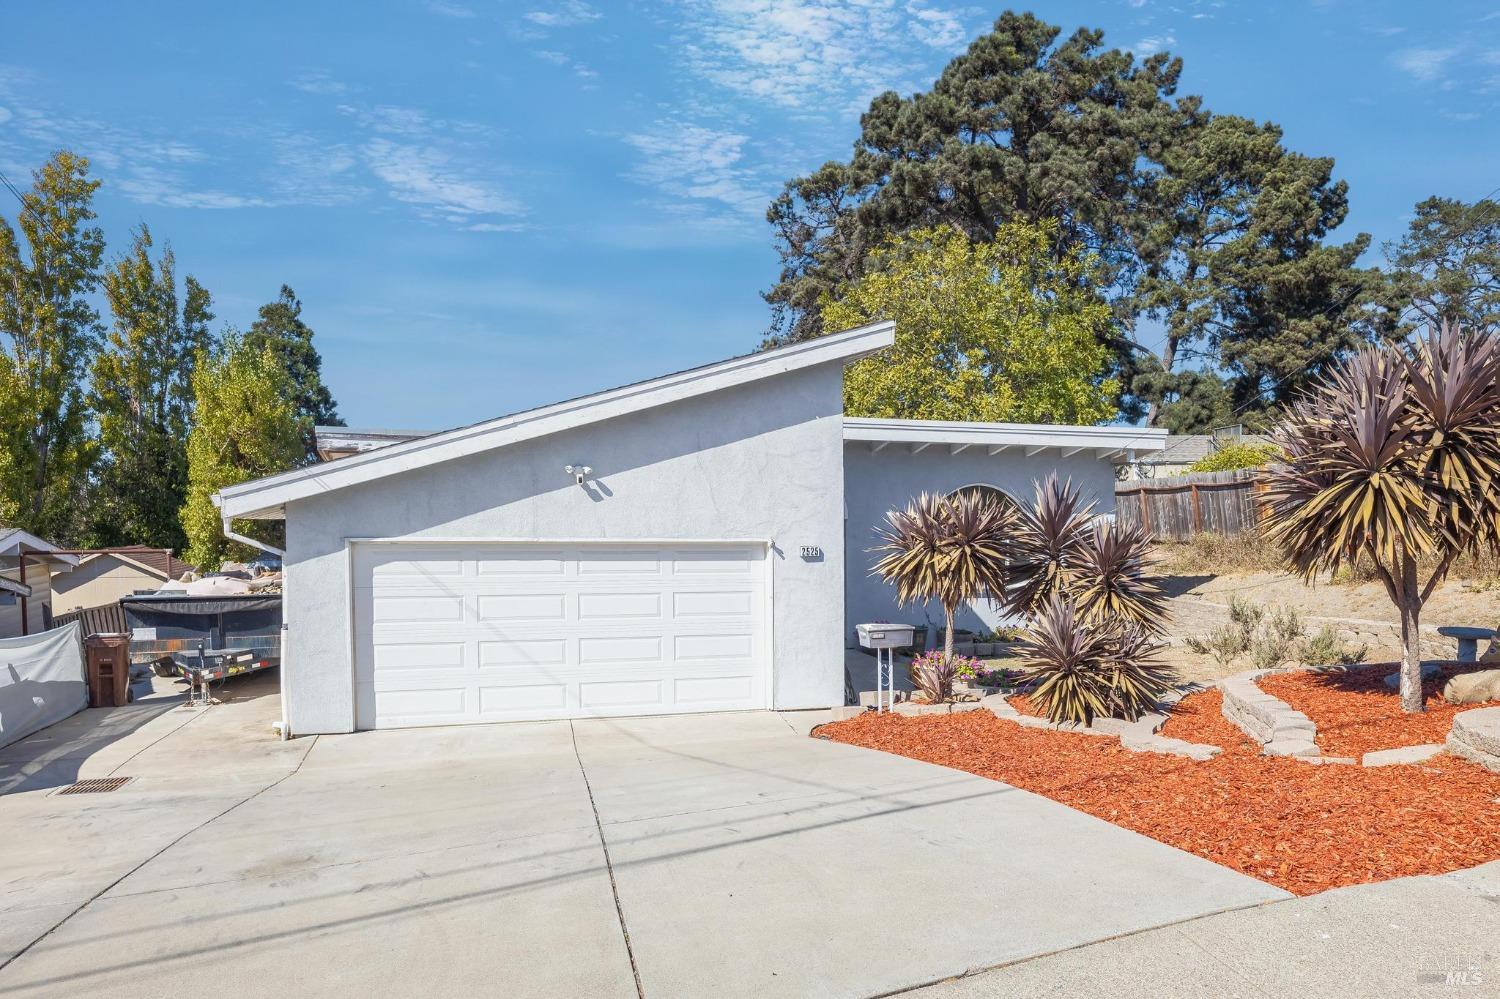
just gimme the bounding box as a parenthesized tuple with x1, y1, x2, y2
(120, 594, 281, 616)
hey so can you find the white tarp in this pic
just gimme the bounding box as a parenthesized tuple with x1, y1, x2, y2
(0, 621, 87, 750)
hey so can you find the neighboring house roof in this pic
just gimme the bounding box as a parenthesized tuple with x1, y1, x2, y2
(77, 547, 194, 582)
(316, 427, 433, 462)
(1138, 433, 1273, 466)
(219, 320, 899, 520)
(844, 418, 1167, 458)
(0, 527, 79, 568)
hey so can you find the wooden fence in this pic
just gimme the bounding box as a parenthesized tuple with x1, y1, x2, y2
(51, 601, 129, 638)
(1115, 469, 1267, 541)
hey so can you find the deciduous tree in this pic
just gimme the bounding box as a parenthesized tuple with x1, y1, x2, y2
(823, 223, 1118, 424)
(181, 337, 303, 570)
(0, 152, 104, 540)
(87, 225, 215, 549)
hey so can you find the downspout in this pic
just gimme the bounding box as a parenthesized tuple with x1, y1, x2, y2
(213, 494, 291, 739)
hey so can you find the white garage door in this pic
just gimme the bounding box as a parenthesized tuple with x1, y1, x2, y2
(353, 542, 769, 729)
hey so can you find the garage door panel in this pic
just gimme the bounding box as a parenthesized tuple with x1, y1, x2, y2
(477, 592, 567, 622)
(372, 594, 464, 623)
(577, 591, 662, 620)
(356, 542, 767, 729)
(475, 550, 567, 575)
(479, 638, 568, 668)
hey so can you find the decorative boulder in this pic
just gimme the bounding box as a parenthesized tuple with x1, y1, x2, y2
(1442, 669, 1500, 705)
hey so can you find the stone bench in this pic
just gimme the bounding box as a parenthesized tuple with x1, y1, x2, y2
(1447, 707, 1500, 774)
(1437, 626, 1496, 663)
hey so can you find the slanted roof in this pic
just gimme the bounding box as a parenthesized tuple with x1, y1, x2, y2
(218, 320, 897, 520)
(843, 418, 1168, 459)
(80, 546, 194, 582)
(0, 527, 79, 567)
(315, 427, 431, 462)
(0, 575, 31, 598)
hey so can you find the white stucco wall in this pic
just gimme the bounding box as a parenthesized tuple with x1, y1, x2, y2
(282, 363, 848, 735)
(842, 444, 1120, 643)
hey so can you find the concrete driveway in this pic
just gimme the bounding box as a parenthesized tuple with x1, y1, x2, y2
(1, 672, 1307, 997)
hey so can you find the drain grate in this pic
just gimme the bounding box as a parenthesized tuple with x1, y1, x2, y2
(56, 777, 133, 795)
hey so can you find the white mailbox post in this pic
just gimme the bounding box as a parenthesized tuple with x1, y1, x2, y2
(856, 623, 915, 712)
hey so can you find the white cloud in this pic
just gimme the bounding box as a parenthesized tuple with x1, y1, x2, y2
(289, 71, 352, 96)
(534, 49, 599, 79)
(622, 120, 767, 221)
(1127, 0, 1147, 7)
(1392, 46, 1458, 81)
(362, 138, 523, 219)
(673, 0, 974, 112)
(0, 106, 13, 126)
(1133, 34, 1176, 56)
(523, 1, 601, 28)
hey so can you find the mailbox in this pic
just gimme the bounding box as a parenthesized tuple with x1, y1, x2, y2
(856, 623, 915, 651)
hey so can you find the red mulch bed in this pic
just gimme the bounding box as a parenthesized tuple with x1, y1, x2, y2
(817, 709, 1500, 897)
(1006, 693, 1041, 717)
(1158, 689, 1259, 753)
(1258, 664, 1500, 758)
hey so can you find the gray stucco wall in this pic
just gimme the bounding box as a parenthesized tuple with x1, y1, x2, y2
(842, 444, 1119, 643)
(282, 362, 847, 734)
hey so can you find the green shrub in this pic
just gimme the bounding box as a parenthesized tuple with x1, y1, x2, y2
(1297, 627, 1368, 667)
(1188, 441, 1282, 473)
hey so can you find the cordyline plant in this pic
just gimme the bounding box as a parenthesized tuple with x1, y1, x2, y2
(871, 476, 1173, 722)
(1263, 322, 1500, 713)
(871, 490, 1014, 700)
(1023, 596, 1174, 726)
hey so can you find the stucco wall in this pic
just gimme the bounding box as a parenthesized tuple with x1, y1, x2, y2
(842, 444, 1120, 643)
(283, 362, 848, 734)
(50, 559, 161, 613)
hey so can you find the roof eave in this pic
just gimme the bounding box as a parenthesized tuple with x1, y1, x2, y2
(219, 320, 896, 520)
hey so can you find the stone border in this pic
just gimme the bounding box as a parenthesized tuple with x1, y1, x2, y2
(1447, 707, 1500, 773)
(1220, 669, 1321, 758)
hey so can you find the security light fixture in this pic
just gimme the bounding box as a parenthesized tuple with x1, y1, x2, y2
(564, 464, 592, 485)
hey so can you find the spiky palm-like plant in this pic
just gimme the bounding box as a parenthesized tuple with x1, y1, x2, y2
(1070, 519, 1169, 634)
(871, 490, 1015, 676)
(1264, 322, 1500, 712)
(1006, 474, 1093, 618)
(1006, 475, 1167, 634)
(1021, 596, 1172, 726)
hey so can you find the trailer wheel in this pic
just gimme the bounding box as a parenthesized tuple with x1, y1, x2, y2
(152, 659, 177, 678)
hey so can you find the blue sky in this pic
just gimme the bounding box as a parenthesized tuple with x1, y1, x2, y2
(2, 1, 1497, 430)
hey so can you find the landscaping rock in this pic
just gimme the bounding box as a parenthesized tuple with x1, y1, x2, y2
(1362, 744, 1445, 767)
(1220, 670, 1321, 753)
(1381, 662, 1443, 690)
(829, 705, 868, 722)
(1447, 707, 1500, 773)
(1263, 738, 1321, 758)
(1119, 732, 1221, 761)
(1442, 669, 1500, 705)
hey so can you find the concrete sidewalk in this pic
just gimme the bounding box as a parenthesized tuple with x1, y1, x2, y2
(0, 676, 1489, 997)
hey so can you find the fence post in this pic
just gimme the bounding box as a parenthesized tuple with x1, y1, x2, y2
(1190, 482, 1203, 534)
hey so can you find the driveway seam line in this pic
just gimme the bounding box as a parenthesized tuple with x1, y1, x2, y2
(0, 733, 320, 977)
(570, 720, 647, 999)
(863, 896, 1290, 998)
(106, 704, 205, 776)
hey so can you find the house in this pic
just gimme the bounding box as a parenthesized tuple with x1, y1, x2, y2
(215, 322, 1166, 735)
(1115, 431, 1273, 479)
(50, 547, 194, 614)
(0, 528, 79, 637)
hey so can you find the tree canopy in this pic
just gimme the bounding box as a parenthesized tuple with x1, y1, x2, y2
(86, 225, 216, 549)
(245, 285, 343, 463)
(765, 11, 1382, 432)
(824, 223, 1118, 424)
(180, 336, 304, 570)
(1381, 196, 1499, 333)
(0, 152, 104, 539)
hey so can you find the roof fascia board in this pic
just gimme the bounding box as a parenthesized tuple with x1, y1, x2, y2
(843, 418, 1168, 453)
(220, 320, 895, 519)
(81, 551, 171, 580)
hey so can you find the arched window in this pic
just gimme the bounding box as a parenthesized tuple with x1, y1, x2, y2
(946, 484, 1017, 511)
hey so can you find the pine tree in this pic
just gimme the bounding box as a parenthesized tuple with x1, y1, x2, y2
(245, 285, 342, 462)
